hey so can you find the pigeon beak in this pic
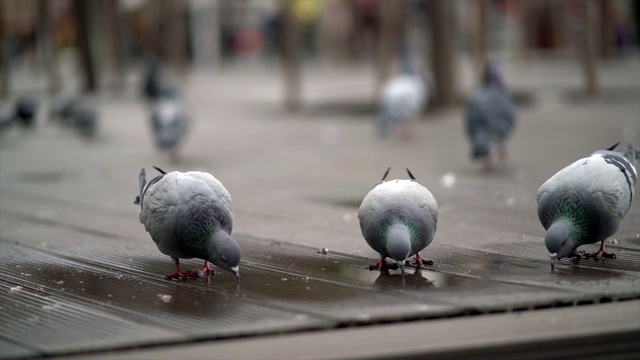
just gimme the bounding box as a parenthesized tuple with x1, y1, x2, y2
(550, 253, 558, 271)
(231, 266, 240, 281)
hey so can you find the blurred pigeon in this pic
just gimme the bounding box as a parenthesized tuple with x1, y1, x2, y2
(73, 97, 99, 138)
(464, 61, 516, 170)
(0, 103, 13, 134)
(142, 56, 179, 103)
(49, 89, 80, 125)
(135, 166, 240, 281)
(358, 167, 438, 274)
(151, 94, 190, 163)
(377, 54, 428, 139)
(14, 95, 38, 128)
(537, 143, 638, 270)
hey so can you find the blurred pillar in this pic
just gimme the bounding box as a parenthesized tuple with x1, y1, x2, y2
(102, 0, 125, 90)
(162, 0, 189, 76)
(74, 0, 98, 92)
(581, 0, 599, 98)
(427, 0, 457, 106)
(599, 0, 615, 58)
(376, 0, 405, 92)
(0, 0, 8, 97)
(476, 0, 488, 76)
(282, 0, 301, 112)
(38, 0, 61, 95)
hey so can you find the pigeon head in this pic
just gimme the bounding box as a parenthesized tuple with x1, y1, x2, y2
(385, 224, 412, 275)
(544, 220, 575, 270)
(208, 231, 241, 280)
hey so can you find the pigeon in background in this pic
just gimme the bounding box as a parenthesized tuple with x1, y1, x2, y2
(358, 167, 438, 274)
(142, 56, 179, 103)
(135, 166, 240, 281)
(0, 103, 13, 134)
(464, 61, 516, 170)
(151, 93, 190, 163)
(14, 95, 38, 128)
(72, 96, 99, 138)
(377, 52, 428, 139)
(49, 88, 80, 126)
(537, 143, 638, 270)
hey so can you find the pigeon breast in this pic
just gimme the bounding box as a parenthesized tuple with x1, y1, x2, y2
(358, 180, 438, 257)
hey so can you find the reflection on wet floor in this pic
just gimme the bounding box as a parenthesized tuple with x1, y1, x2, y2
(1, 229, 639, 358)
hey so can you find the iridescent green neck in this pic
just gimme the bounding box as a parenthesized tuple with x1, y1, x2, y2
(549, 201, 590, 241)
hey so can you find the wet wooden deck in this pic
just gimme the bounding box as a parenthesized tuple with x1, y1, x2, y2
(1, 63, 640, 359)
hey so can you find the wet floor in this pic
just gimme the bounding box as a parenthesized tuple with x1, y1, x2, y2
(2, 227, 639, 359)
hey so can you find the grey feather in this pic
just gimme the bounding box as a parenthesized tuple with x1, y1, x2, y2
(137, 168, 240, 279)
(537, 145, 637, 266)
(358, 170, 438, 269)
(465, 62, 515, 160)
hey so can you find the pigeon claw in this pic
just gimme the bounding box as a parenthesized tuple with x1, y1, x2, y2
(164, 271, 199, 281)
(584, 250, 617, 260)
(368, 260, 399, 272)
(407, 253, 434, 268)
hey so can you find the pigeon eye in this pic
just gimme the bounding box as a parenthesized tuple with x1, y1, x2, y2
(561, 240, 567, 247)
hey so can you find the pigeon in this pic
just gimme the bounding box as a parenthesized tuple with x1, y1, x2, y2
(14, 95, 38, 128)
(49, 89, 80, 126)
(358, 167, 438, 274)
(377, 54, 428, 139)
(537, 143, 638, 270)
(142, 56, 179, 103)
(72, 97, 99, 138)
(150, 94, 190, 162)
(464, 61, 516, 170)
(0, 103, 13, 134)
(135, 166, 240, 281)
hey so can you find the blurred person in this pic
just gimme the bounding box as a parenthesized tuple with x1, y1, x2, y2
(292, 0, 323, 59)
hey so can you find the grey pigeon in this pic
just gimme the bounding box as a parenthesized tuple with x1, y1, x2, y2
(0, 103, 13, 134)
(537, 143, 638, 270)
(49, 89, 80, 125)
(14, 95, 38, 128)
(465, 61, 516, 170)
(151, 96, 190, 162)
(142, 56, 179, 103)
(73, 97, 99, 138)
(135, 166, 240, 280)
(378, 53, 428, 139)
(358, 168, 438, 274)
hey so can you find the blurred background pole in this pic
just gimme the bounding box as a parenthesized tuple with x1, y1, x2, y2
(282, 0, 301, 112)
(74, 0, 98, 93)
(38, 0, 61, 95)
(0, 0, 9, 97)
(427, 0, 457, 106)
(162, 0, 189, 76)
(376, 0, 405, 93)
(581, 0, 599, 98)
(599, 0, 614, 58)
(476, 0, 488, 77)
(101, 0, 125, 90)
